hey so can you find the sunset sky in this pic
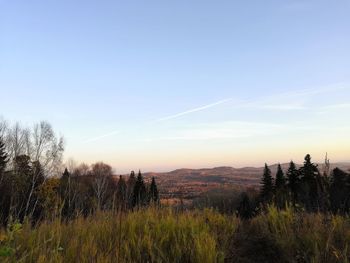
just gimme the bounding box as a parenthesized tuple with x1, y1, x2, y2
(1, 0, 350, 172)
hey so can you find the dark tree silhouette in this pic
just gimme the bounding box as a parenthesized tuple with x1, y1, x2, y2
(127, 171, 136, 208)
(0, 137, 9, 224)
(260, 164, 274, 204)
(299, 154, 321, 211)
(132, 170, 147, 208)
(116, 175, 127, 209)
(275, 164, 285, 189)
(60, 168, 74, 218)
(237, 193, 253, 220)
(330, 168, 349, 213)
(149, 177, 159, 204)
(0, 137, 8, 178)
(275, 164, 287, 209)
(286, 161, 300, 207)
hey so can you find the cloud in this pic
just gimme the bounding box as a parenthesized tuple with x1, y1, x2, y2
(145, 121, 285, 141)
(82, 83, 349, 143)
(153, 98, 232, 122)
(230, 83, 348, 111)
(322, 103, 350, 110)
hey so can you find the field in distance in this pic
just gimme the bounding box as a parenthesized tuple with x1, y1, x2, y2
(137, 163, 350, 202)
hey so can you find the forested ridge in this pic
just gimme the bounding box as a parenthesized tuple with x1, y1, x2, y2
(0, 119, 349, 263)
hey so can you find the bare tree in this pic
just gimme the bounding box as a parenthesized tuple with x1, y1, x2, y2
(4, 121, 64, 176)
(91, 162, 113, 210)
(0, 119, 64, 221)
(74, 163, 90, 177)
(0, 118, 8, 139)
(6, 122, 28, 164)
(30, 121, 64, 176)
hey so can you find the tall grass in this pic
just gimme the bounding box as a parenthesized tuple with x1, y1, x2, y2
(0, 208, 237, 263)
(254, 206, 350, 263)
(0, 206, 349, 263)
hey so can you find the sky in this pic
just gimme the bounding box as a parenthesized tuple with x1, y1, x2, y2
(0, 0, 350, 173)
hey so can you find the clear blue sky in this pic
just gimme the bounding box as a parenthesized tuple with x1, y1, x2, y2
(1, 0, 350, 172)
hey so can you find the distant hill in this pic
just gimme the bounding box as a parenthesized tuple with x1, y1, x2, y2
(142, 163, 350, 199)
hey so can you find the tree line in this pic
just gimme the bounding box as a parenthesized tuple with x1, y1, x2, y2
(238, 154, 350, 218)
(0, 120, 159, 225)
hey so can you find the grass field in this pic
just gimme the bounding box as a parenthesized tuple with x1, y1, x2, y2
(0, 206, 349, 263)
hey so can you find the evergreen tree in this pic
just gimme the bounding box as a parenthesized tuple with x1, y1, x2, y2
(330, 168, 349, 213)
(62, 168, 70, 180)
(275, 164, 287, 208)
(237, 193, 253, 220)
(299, 154, 320, 211)
(286, 161, 300, 207)
(127, 171, 136, 207)
(60, 168, 73, 218)
(260, 164, 274, 204)
(149, 177, 159, 204)
(275, 164, 285, 189)
(116, 175, 127, 209)
(132, 170, 147, 208)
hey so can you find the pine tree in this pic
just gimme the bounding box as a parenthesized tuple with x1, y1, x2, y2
(260, 164, 274, 204)
(330, 168, 348, 213)
(286, 161, 300, 207)
(127, 171, 136, 207)
(275, 164, 287, 208)
(275, 164, 286, 189)
(132, 170, 147, 208)
(299, 154, 320, 211)
(60, 168, 72, 217)
(237, 193, 253, 220)
(116, 175, 127, 209)
(149, 177, 159, 204)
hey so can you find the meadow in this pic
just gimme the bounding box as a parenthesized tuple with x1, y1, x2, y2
(1, 206, 349, 263)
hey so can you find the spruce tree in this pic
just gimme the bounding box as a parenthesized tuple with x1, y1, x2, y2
(299, 154, 320, 211)
(116, 175, 127, 209)
(260, 163, 274, 204)
(275, 164, 287, 208)
(330, 168, 348, 213)
(275, 164, 286, 189)
(132, 170, 147, 208)
(149, 177, 159, 204)
(237, 193, 253, 220)
(286, 161, 300, 206)
(127, 171, 136, 207)
(60, 168, 72, 217)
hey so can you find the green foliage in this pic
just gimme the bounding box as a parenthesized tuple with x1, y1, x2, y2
(0, 221, 22, 259)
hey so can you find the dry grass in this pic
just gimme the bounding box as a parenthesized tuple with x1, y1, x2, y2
(0, 206, 349, 263)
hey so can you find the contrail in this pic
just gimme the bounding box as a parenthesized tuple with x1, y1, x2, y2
(82, 98, 232, 143)
(83, 130, 121, 143)
(153, 98, 232, 122)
